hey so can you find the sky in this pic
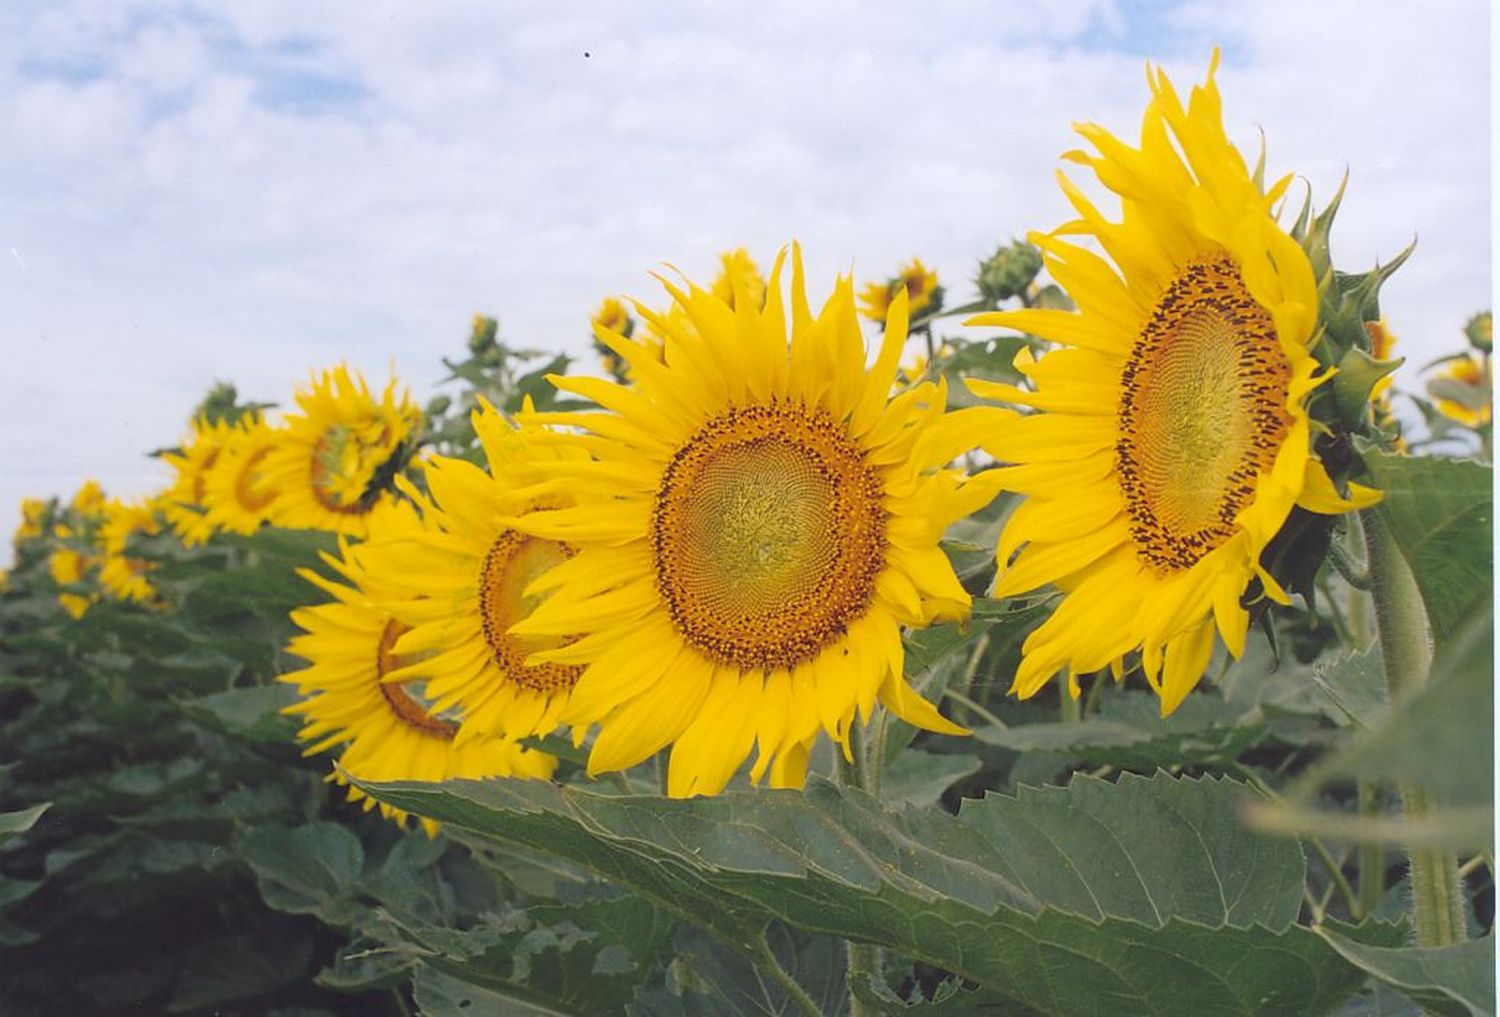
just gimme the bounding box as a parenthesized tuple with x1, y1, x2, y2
(0, 0, 1491, 548)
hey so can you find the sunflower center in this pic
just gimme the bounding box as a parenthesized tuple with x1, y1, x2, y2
(478, 531, 584, 693)
(235, 446, 277, 512)
(375, 619, 456, 739)
(652, 402, 886, 671)
(309, 425, 394, 514)
(1116, 255, 1292, 574)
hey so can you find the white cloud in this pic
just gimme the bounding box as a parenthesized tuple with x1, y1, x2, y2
(0, 0, 1488, 549)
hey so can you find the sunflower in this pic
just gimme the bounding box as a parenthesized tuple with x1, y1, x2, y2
(162, 416, 243, 545)
(14, 497, 47, 544)
(507, 246, 996, 797)
(49, 548, 89, 586)
(58, 592, 95, 619)
(370, 402, 592, 744)
(201, 416, 282, 536)
(1428, 355, 1491, 427)
(962, 53, 1380, 714)
(592, 297, 633, 336)
(859, 258, 941, 322)
(262, 366, 422, 537)
(282, 503, 555, 836)
(711, 248, 768, 312)
(70, 480, 105, 518)
(95, 498, 161, 604)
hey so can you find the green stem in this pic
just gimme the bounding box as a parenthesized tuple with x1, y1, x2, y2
(943, 688, 1006, 730)
(841, 722, 884, 1015)
(1058, 684, 1081, 724)
(1359, 509, 1466, 946)
(747, 930, 823, 1017)
(1357, 781, 1385, 919)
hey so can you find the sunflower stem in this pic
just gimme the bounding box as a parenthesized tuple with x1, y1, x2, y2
(1058, 685, 1081, 724)
(841, 721, 884, 1014)
(1357, 780, 1385, 920)
(1358, 508, 1466, 947)
(1327, 535, 1373, 590)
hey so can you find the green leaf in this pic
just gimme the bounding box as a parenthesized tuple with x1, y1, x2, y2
(1310, 647, 1389, 730)
(360, 771, 1396, 1014)
(0, 801, 50, 842)
(182, 682, 300, 741)
(1363, 452, 1493, 639)
(631, 924, 847, 1017)
(239, 821, 366, 922)
(414, 964, 580, 1017)
(880, 750, 981, 807)
(1318, 928, 1495, 1017)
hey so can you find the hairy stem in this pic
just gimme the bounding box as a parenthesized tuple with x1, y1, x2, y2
(842, 722, 884, 1015)
(1359, 509, 1466, 946)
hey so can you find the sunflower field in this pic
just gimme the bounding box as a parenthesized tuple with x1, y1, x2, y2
(1, 56, 1493, 1016)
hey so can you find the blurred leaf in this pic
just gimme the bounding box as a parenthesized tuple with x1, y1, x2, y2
(0, 802, 50, 842)
(240, 821, 366, 922)
(1319, 928, 1495, 1017)
(1248, 600, 1493, 849)
(183, 682, 300, 741)
(362, 771, 1397, 1014)
(1363, 452, 1492, 640)
(973, 688, 1264, 769)
(167, 923, 316, 1013)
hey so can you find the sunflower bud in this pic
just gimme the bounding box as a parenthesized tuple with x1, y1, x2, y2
(468, 313, 498, 355)
(976, 240, 1043, 305)
(1465, 311, 1491, 353)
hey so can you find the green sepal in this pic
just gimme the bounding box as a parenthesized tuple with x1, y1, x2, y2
(1332, 347, 1404, 428)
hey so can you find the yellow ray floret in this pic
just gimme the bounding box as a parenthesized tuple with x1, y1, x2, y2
(510, 244, 997, 797)
(280, 502, 555, 836)
(262, 366, 422, 537)
(368, 403, 595, 745)
(963, 52, 1380, 715)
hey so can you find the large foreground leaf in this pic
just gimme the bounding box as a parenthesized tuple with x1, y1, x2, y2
(362, 771, 1397, 1015)
(1318, 929, 1495, 1017)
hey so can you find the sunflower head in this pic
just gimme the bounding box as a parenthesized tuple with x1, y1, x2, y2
(281, 502, 556, 836)
(262, 366, 422, 537)
(358, 402, 600, 747)
(200, 415, 282, 536)
(49, 547, 89, 586)
(161, 415, 244, 545)
(1427, 355, 1492, 428)
(710, 248, 768, 312)
(964, 51, 1381, 714)
(859, 258, 942, 323)
(506, 244, 996, 796)
(70, 480, 105, 519)
(94, 498, 162, 605)
(14, 497, 48, 545)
